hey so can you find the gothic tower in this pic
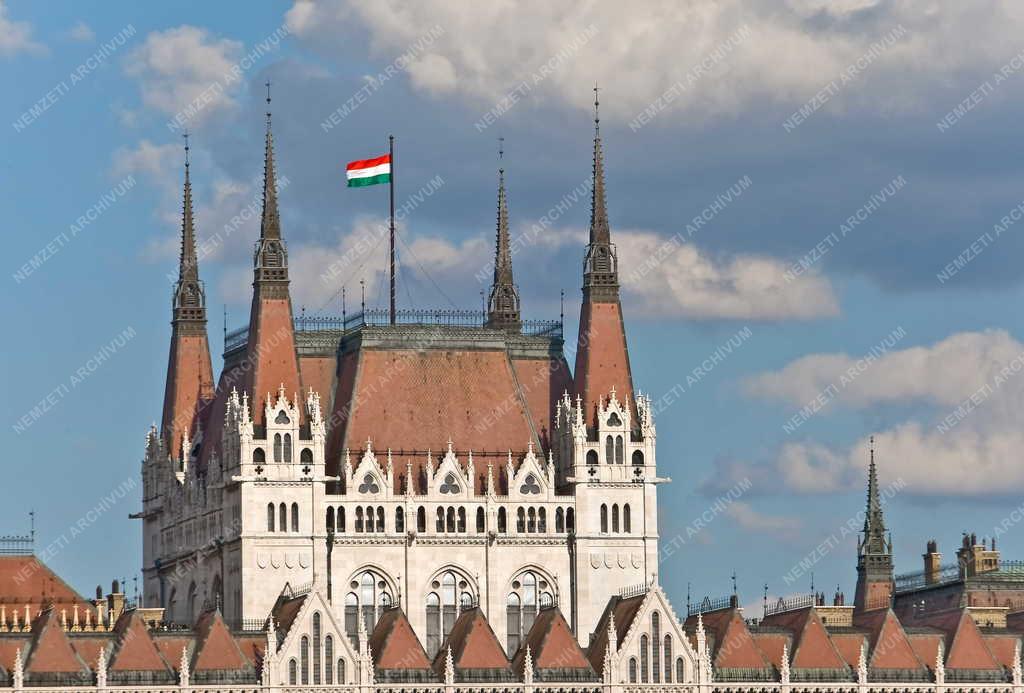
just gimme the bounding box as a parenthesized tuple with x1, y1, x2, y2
(242, 89, 303, 422)
(854, 437, 894, 612)
(486, 161, 521, 330)
(573, 88, 636, 431)
(160, 138, 215, 462)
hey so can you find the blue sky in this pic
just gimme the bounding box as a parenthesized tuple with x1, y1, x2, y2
(4, 0, 1024, 615)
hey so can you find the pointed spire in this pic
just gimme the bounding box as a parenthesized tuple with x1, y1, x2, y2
(254, 80, 287, 285)
(862, 435, 887, 553)
(172, 132, 206, 324)
(582, 83, 618, 300)
(487, 137, 521, 330)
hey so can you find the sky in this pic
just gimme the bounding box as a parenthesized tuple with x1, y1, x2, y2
(4, 0, 1024, 617)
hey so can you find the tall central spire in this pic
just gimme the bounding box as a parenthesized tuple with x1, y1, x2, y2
(487, 139, 521, 330)
(254, 81, 286, 287)
(862, 436, 888, 554)
(582, 85, 618, 301)
(173, 133, 205, 324)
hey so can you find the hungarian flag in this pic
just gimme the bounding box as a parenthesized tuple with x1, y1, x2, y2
(346, 154, 391, 188)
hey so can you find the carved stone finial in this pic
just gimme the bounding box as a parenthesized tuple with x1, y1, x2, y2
(444, 645, 455, 684)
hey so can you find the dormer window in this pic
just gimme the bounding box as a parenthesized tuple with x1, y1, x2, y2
(275, 410, 290, 425)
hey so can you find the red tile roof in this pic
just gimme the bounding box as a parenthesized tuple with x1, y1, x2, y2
(369, 607, 432, 671)
(854, 609, 925, 671)
(587, 594, 646, 672)
(242, 296, 303, 426)
(192, 610, 250, 672)
(433, 607, 511, 677)
(760, 607, 848, 672)
(685, 609, 770, 671)
(574, 300, 636, 430)
(23, 608, 90, 675)
(923, 610, 1001, 671)
(751, 632, 790, 670)
(511, 606, 594, 679)
(107, 610, 171, 673)
(0, 556, 94, 623)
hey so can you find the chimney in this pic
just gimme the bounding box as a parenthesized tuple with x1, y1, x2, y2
(924, 540, 942, 584)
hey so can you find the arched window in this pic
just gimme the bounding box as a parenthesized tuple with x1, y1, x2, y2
(395, 507, 404, 533)
(600, 504, 608, 533)
(376, 506, 385, 532)
(338, 658, 346, 684)
(344, 593, 358, 643)
(417, 506, 426, 533)
(517, 507, 526, 533)
(338, 507, 346, 533)
(538, 507, 547, 533)
(274, 433, 282, 463)
(615, 435, 624, 464)
(301, 448, 313, 465)
(586, 449, 598, 465)
(652, 612, 661, 682)
(566, 508, 575, 533)
(291, 503, 299, 532)
(284, 433, 293, 463)
(300, 635, 309, 684)
(457, 507, 466, 533)
(664, 635, 673, 682)
(279, 503, 287, 532)
(612, 504, 620, 533)
(476, 507, 485, 533)
(253, 447, 265, 464)
(629, 657, 638, 683)
(446, 507, 456, 533)
(555, 507, 564, 533)
(676, 657, 685, 683)
(313, 612, 322, 684)
(436, 507, 444, 532)
(326, 507, 335, 532)
(365, 506, 375, 533)
(360, 572, 375, 633)
(624, 504, 631, 533)
(632, 449, 644, 466)
(640, 634, 649, 683)
(605, 435, 614, 464)
(506, 592, 522, 654)
(267, 503, 276, 532)
(289, 658, 297, 685)
(324, 635, 334, 684)
(355, 507, 364, 533)
(426, 570, 475, 658)
(527, 507, 536, 533)
(187, 582, 197, 624)
(167, 588, 177, 622)
(425, 592, 440, 658)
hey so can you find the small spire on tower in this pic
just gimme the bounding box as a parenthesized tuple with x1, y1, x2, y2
(486, 136, 521, 330)
(172, 131, 205, 323)
(583, 82, 618, 300)
(254, 79, 286, 283)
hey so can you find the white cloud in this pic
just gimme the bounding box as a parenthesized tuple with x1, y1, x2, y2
(124, 26, 243, 122)
(68, 22, 95, 43)
(739, 329, 1024, 496)
(726, 501, 802, 533)
(618, 231, 839, 320)
(285, 0, 1024, 122)
(0, 1, 44, 57)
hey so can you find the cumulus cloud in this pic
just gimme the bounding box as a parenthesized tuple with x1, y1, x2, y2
(285, 0, 1024, 122)
(735, 329, 1024, 496)
(726, 501, 802, 534)
(68, 22, 95, 43)
(124, 26, 244, 123)
(618, 230, 839, 320)
(0, 1, 44, 57)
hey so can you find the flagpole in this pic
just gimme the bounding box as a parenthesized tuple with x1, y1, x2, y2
(389, 134, 396, 325)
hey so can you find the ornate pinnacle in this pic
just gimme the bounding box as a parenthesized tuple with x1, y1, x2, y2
(486, 152, 520, 329)
(862, 435, 888, 555)
(582, 84, 618, 301)
(173, 132, 206, 324)
(253, 80, 288, 286)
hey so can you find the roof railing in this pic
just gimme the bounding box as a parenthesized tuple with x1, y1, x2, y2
(688, 595, 733, 616)
(893, 562, 960, 593)
(0, 534, 33, 556)
(764, 594, 816, 616)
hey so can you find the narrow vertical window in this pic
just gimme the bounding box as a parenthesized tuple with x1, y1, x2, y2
(426, 592, 441, 658)
(324, 635, 334, 684)
(538, 507, 547, 532)
(615, 435, 624, 464)
(629, 657, 637, 683)
(376, 506, 385, 532)
(395, 507, 404, 533)
(555, 507, 564, 533)
(605, 435, 614, 463)
(436, 507, 444, 532)
(664, 635, 673, 682)
(279, 503, 287, 532)
(498, 507, 507, 533)
(624, 504, 631, 533)
(507, 593, 522, 654)
(517, 507, 526, 532)
(284, 433, 293, 463)
(267, 503, 275, 532)
(612, 504, 619, 533)
(313, 612, 322, 684)
(417, 506, 426, 532)
(640, 634, 649, 683)
(457, 507, 466, 532)
(652, 612, 661, 683)
(326, 507, 334, 532)
(339, 506, 346, 533)
(476, 507, 485, 533)
(344, 593, 358, 644)
(291, 502, 299, 532)
(300, 636, 309, 684)
(600, 504, 608, 533)
(289, 659, 297, 685)
(274, 433, 282, 462)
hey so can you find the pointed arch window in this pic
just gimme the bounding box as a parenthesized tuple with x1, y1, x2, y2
(395, 507, 404, 533)
(555, 507, 564, 533)
(457, 507, 466, 533)
(324, 635, 334, 684)
(476, 507, 485, 533)
(605, 435, 614, 464)
(425, 592, 441, 658)
(344, 592, 358, 643)
(364, 506, 374, 533)
(279, 503, 287, 532)
(291, 502, 299, 532)
(507, 569, 553, 652)
(629, 657, 638, 683)
(338, 658, 346, 684)
(338, 506, 346, 533)
(586, 449, 599, 465)
(289, 659, 297, 685)
(517, 507, 526, 533)
(624, 504, 631, 533)
(326, 507, 334, 532)
(376, 506, 385, 532)
(498, 507, 507, 533)
(527, 507, 536, 533)
(632, 449, 644, 466)
(566, 508, 575, 533)
(612, 504, 620, 533)
(284, 433, 293, 462)
(267, 503, 276, 532)
(417, 506, 426, 533)
(300, 635, 309, 685)
(615, 435, 624, 464)
(253, 447, 265, 464)
(676, 657, 685, 683)
(538, 507, 547, 533)
(425, 569, 476, 659)
(301, 448, 313, 465)
(664, 635, 673, 682)
(446, 507, 456, 533)
(652, 611, 661, 682)
(313, 612, 322, 685)
(640, 634, 650, 683)
(274, 433, 282, 463)
(436, 507, 444, 532)
(600, 504, 608, 533)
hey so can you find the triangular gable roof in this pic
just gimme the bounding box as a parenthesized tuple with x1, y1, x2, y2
(369, 606, 432, 671)
(685, 608, 770, 670)
(23, 608, 91, 675)
(984, 633, 1020, 672)
(511, 606, 594, 679)
(0, 556, 93, 618)
(924, 610, 1001, 671)
(270, 589, 307, 642)
(587, 593, 646, 672)
(750, 631, 791, 670)
(854, 608, 925, 671)
(0, 636, 30, 674)
(760, 607, 848, 672)
(192, 609, 251, 672)
(907, 631, 943, 671)
(433, 607, 511, 676)
(830, 632, 866, 668)
(107, 610, 170, 673)
(152, 634, 194, 672)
